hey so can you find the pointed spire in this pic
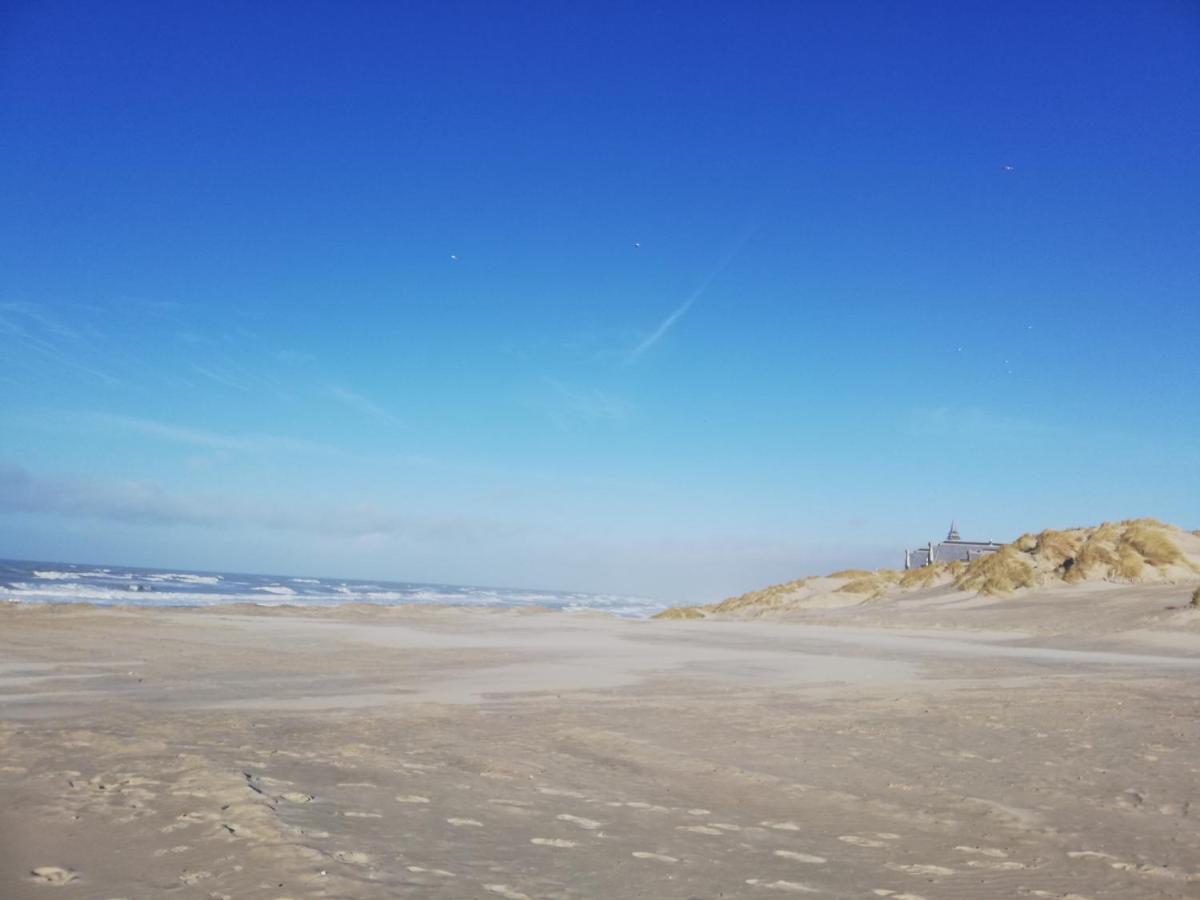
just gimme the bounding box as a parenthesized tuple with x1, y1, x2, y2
(947, 520, 960, 541)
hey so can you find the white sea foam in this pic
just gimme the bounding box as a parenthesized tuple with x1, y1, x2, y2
(33, 569, 123, 581)
(143, 573, 222, 585)
(2, 562, 667, 618)
(2, 583, 235, 606)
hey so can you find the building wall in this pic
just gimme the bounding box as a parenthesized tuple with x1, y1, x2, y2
(905, 540, 1001, 569)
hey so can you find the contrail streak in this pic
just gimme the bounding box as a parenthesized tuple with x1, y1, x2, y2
(625, 225, 756, 365)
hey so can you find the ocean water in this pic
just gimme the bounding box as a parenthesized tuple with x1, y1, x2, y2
(0, 559, 666, 619)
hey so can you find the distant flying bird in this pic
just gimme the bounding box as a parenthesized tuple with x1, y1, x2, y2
(633, 242, 641, 248)
(1002, 164, 1015, 172)
(450, 254, 460, 262)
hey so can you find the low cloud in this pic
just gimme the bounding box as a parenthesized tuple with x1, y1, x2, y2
(0, 461, 512, 543)
(0, 462, 218, 527)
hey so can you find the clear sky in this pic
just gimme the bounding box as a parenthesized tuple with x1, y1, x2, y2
(1, 1, 1197, 602)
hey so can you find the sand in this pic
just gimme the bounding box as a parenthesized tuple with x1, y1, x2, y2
(2, 598, 1199, 898)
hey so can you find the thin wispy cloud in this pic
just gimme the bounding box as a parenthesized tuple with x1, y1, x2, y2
(541, 378, 632, 426)
(0, 301, 122, 386)
(624, 225, 757, 365)
(191, 363, 251, 392)
(324, 385, 402, 426)
(907, 406, 1055, 440)
(29, 411, 345, 457)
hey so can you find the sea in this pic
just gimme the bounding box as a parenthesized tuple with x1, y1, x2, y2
(0, 559, 666, 620)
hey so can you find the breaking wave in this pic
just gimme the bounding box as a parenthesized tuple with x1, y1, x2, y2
(0, 559, 666, 619)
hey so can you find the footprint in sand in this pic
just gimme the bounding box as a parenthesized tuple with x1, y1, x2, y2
(178, 870, 212, 885)
(774, 850, 826, 864)
(178, 811, 217, 823)
(395, 795, 431, 804)
(280, 792, 314, 804)
(632, 851, 677, 863)
(400, 762, 439, 772)
(556, 813, 601, 829)
(531, 838, 578, 847)
(839, 834, 894, 849)
(484, 885, 532, 900)
(407, 865, 456, 877)
(446, 818, 483, 827)
(761, 820, 802, 831)
(333, 851, 371, 866)
(887, 863, 955, 876)
(29, 866, 78, 885)
(745, 878, 819, 893)
(964, 859, 1026, 870)
(954, 845, 1008, 858)
(537, 787, 587, 798)
(687, 808, 711, 815)
(342, 811, 383, 818)
(678, 825, 724, 835)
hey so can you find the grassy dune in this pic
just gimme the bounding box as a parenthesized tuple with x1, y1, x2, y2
(655, 519, 1200, 619)
(958, 519, 1196, 595)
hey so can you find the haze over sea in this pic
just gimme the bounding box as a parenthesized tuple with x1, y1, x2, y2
(0, 559, 663, 619)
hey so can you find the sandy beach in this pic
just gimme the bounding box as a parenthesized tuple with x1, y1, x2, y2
(2, 594, 1199, 899)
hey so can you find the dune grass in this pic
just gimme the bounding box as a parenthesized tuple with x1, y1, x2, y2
(706, 577, 813, 614)
(1115, 544, 1145, 580)
(828, 569, 873, 579)
(954, 546, 1037, 595)
(955, 518, 1192, 594)
(653, 606, 706, 620)
(836, 577, 885, 596)
(1192, 586, 1200, 608)
(1030, 529, 1082, 567)
(1120, 520, 1183, 567)
(899, 563, 947, 589)
(1063, 541, 1118, 582)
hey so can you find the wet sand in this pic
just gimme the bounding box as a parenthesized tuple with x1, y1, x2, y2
(1, 602, 1199, 898)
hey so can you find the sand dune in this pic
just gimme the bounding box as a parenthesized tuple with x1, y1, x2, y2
(657, 519, 1200, 623)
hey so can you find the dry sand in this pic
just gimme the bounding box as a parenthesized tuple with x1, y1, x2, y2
(2, 598, 1199, 899)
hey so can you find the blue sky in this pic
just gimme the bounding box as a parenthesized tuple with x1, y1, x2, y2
(1, 1, 1197, 601)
